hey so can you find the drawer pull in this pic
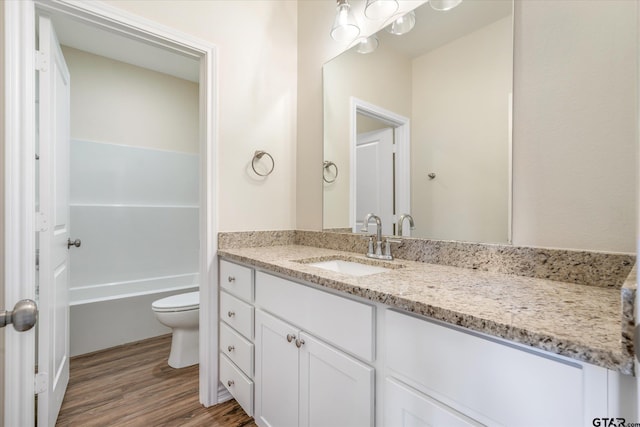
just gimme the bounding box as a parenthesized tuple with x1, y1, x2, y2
(227, 380, 234, 387)
(227, 311, 235, 318)
(227, 345, 235, 352)
(286, 334, 296, 343)
(228, 276, 236, 283)
(295, 338, 305, 348)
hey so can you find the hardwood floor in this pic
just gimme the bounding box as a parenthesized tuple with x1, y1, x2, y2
(56, 335, 256, 427)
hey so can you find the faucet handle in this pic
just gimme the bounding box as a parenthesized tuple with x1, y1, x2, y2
(383, 238, 402, 258)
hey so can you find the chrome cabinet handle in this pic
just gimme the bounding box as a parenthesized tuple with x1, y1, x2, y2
(286, 334, 295, 343)
(295, 338, 305, 348)
(227, 345, 234, 352)
(227, 311, 235, 318)
(228, 276, 236, 283)
(0, 299, 37, 332)
(67, 238, 81, 249)
(227, 380, 234, 387)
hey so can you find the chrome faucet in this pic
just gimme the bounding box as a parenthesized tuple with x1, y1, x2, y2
(397, 214, 415, 236)
(361, 213, 398, 260)
(361, 213, 383, 256)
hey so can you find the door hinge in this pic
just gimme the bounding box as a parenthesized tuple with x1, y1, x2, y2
(35, 372, 48, 394)
(35, 212, 49, 232)
(35, 50, 47, 72)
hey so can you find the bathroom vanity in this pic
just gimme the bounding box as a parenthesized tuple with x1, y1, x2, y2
(217, 238, 636, 427)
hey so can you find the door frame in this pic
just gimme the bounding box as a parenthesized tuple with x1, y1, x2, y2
(4, 1, 219, 425)
(350, 97, 410, 234)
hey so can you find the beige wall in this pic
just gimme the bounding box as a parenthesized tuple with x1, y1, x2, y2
(411, 17, 511, 243)
(103, 0, 298, 232)
(323, 43, 412, 230)
(512, 0, 637, 252)
(61, 46, 199, 153)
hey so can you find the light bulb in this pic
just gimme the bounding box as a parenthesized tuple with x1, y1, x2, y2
(429, 0, 463, 12)
(331, 0, 360, 41)
(364, 0, 399, 20)
(386, 10, 416, 35)
(356, 36, 379, 54)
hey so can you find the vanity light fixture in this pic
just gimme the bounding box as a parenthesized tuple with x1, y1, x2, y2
(364, 0, 399, 20)
(429, 0, 463, 12)
(330, 0, 361, 42)
(386, 10, 415, 35)
(356, 35, 379, 54)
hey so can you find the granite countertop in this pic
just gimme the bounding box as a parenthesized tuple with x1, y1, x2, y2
(218, 244, 635, 375)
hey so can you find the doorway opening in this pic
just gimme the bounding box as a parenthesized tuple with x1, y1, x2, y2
(350, 97, 411, 236)
(4, 1, 218, 425)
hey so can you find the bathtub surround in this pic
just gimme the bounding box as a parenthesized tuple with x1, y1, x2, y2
(68, 140, 199, 356)
(218, 230, 637, 374)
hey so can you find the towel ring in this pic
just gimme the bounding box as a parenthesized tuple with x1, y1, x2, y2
(251, 150, 275, 177)
(323, 161, 338, 183)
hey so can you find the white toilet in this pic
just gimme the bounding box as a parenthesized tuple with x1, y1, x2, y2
(152, 291, 199, 368)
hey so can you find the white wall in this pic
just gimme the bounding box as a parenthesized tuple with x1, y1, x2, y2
(512, 0, 637, 252)
(411, 17, 511, 243)
(102, 0, 299, 232)
(61, 46, 199, 153)
(323, 43, 412, 230)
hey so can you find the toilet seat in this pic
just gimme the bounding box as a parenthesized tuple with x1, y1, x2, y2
(152, 291, 199, 312)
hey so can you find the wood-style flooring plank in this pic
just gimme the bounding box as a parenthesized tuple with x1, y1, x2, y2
(56, 335, 256, 427)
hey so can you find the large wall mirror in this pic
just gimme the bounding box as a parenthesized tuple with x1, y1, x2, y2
(323, 0, 513, 243)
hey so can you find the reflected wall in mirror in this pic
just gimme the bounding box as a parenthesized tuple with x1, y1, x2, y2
(323, 0, 513, 243)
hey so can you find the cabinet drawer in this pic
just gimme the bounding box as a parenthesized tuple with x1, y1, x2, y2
(220, 259, 254, 302)
(220, 291, 254, 340)
(385, 309, 584, 426)
(255, 271, 374, 362)
(384, 377, 481, 427)
(220, 353, 254, 417)
(220, 321, 254, 377)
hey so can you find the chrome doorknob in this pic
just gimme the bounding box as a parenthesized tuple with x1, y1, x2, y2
(0, 299, 37, 332)
(67, 238, 81, 249)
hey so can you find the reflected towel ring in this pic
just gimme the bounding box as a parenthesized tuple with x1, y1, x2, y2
(323, 160, 338, 183)
(251, 150, 275, 177)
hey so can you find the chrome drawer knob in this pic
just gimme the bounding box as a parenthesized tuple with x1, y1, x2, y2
(227, 380, 234, 387)
(228, 276, 236, 283)
(227, 311, 235, 318)
(286, 334, 295, 343)
(295, 338, 305, 348)
(227, 345, 235, 352)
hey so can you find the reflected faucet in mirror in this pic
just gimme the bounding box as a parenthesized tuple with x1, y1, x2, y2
(397, 214, 415, 237)
(361, 213, 383, 256)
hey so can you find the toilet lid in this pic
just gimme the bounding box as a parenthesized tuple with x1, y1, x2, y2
(152, 291, 199, 312)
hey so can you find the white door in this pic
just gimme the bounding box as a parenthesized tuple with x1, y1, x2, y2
(355, 128, 394, 235)
(255, 310, 299, 427)
(298, 332, 374, 427)
(37, 15, 71, 427)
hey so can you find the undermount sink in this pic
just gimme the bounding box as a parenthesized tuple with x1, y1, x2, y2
(307, 259, 391, 276)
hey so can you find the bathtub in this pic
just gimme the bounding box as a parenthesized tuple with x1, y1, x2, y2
(69, 275, 198, 357)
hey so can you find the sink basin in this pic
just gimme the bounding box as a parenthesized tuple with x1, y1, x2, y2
(307, 259, 391, 276)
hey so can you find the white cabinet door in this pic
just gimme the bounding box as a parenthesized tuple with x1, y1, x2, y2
(384, 377, 482, 427)
(255, 310, 299, 427)
(299, 332, 374, 427)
